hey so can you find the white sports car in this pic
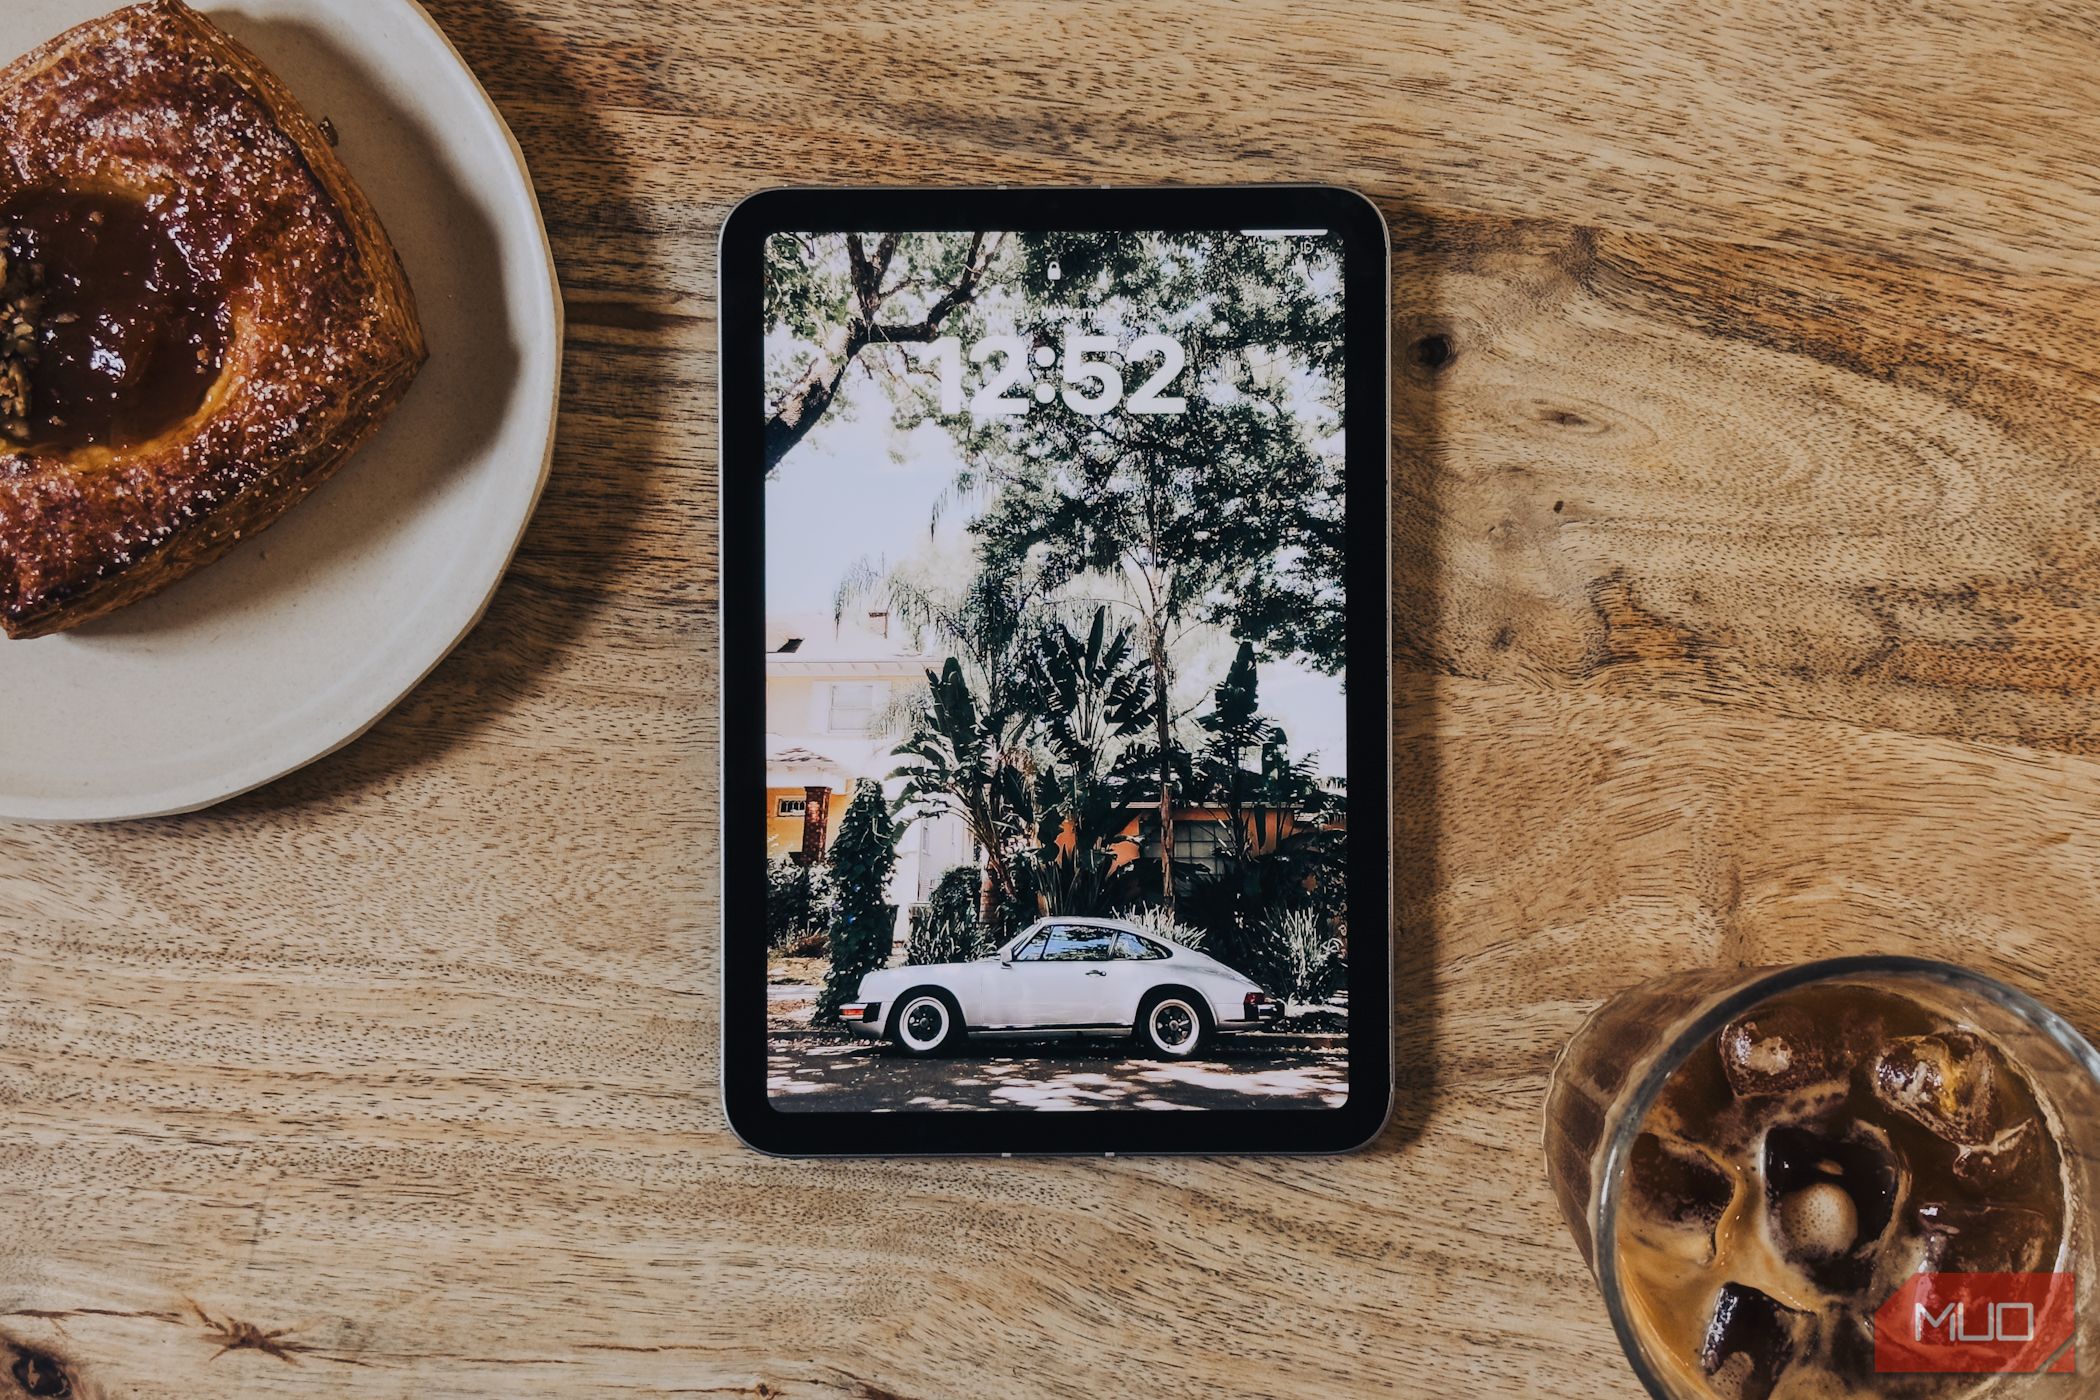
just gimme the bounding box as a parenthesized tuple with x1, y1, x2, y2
(841, 916, 1283, 1059)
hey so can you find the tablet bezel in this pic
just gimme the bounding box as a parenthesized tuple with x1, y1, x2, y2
(719, 185, 1391, 1155)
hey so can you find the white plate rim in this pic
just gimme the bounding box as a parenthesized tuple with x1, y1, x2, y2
(0, 0, 564, 824)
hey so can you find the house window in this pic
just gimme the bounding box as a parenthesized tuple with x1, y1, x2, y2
(828, 682, 876, 734)
(1172, 821, 1224, 870)
(775, 796, 807, 818)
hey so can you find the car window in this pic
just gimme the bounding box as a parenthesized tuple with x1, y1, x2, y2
(1009, 929, 1051, 962)
(1113, 931, 1169, 961)
(1039, 925, 1116, 962)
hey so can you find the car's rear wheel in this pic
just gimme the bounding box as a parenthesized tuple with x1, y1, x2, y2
(1136, 989, 1210, 1059)
(891, 988, 963, 1057)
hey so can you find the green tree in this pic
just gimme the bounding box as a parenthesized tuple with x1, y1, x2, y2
(890, 605, 1161, 923)
(779, 229, 1350, 677)
(937, 230, 1348, 675)
(1021, 607, 1156, 797)
(763, 232, 1002, 473)
(946, 231, 1347, 907)
(815, 781, 899, 1022)
(1195, 641, 1279, 877)
(1176, 649, 1348, 993)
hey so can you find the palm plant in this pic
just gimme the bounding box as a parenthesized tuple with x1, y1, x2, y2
(853, 567, 1045, 925)
(1011, 608, 1156, 915)
(889, 657, 1031, 924)
(1024, 606, 1155, 787)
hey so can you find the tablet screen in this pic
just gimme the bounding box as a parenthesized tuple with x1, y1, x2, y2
(723, 188, 1389, 1151)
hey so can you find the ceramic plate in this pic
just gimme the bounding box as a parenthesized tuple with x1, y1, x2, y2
(0, 0, 561, 821)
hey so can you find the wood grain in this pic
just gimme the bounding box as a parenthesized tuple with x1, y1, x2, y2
(7, 1, 2100, 1396)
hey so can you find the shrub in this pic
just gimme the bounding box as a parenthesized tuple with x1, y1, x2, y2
(908, 866, 985, 965)
(815, 781, 899, 1022)
(782, 927, 829, 959)
(765, 857, 830, 952)
(1177, 874, 1280, 988)
(1271, 906, 1346, 1006)
(1180, 887, 1346, 1004)
(1112, 904, 1209, 952)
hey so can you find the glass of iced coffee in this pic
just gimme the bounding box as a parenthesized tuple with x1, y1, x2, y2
(1545, 957, 2100, 1399)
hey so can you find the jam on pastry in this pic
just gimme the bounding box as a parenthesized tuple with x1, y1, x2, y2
(0, 0, 426, 639)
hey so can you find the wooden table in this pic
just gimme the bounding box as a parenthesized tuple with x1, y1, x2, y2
(7, 2, 2100, 1396)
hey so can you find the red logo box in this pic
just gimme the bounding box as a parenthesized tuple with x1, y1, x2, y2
(1877, 1273, 2076, 1375)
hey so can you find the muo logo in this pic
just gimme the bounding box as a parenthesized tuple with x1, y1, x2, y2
(1876, 1273, 2077, 1374)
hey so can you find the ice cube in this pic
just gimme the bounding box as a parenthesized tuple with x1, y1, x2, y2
(1718, 1004, 1842, 1097)
(1654, 1035, 1735, 1141)
(1701, 1282, 1811, 1400)
(1822, 1311, 1881, 1385)
(1915, 1198, 2059, 1275)
(1763, 1123, 1899, 1291)
(1627, 1131, 1735, 1241)
(1872, 1031, 2003, 1145)
(1952, 1120, 2041, 1194)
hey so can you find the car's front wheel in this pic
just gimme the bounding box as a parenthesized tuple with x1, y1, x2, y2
(1136, 990, 1210, 1059)
(890, 988, 964, 1057)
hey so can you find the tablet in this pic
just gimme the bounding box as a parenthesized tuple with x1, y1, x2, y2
(719, 186, 1390, 1155)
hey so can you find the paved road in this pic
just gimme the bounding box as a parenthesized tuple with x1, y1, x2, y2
(768, 1036, 1348, 1112)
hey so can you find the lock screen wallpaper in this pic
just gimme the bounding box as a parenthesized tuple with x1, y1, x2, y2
(759, 227, 1352, 1112)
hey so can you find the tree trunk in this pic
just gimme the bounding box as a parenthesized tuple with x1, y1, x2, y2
(978, 859, 1000, 931)
(764, 324, 862, 474)
(1149, 626, 1175, 913)
(974, 814, 1018, 930)
(763, 232, 992, 476)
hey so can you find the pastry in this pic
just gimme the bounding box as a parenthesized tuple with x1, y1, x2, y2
(0, 0, 426, 639)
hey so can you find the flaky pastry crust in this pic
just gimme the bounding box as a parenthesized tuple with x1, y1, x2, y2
(0, 0, 425, 639)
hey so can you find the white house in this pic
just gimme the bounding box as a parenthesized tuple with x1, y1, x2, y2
(764, 609, 972, 943)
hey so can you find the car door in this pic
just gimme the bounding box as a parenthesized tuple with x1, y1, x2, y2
(995, 923, 1117, 1028)
(1105, 929, 1173, 1025)
(973, 926, 1049, 1027)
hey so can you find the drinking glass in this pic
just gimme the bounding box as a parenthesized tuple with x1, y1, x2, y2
(1544, 956, 2100, 1398)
